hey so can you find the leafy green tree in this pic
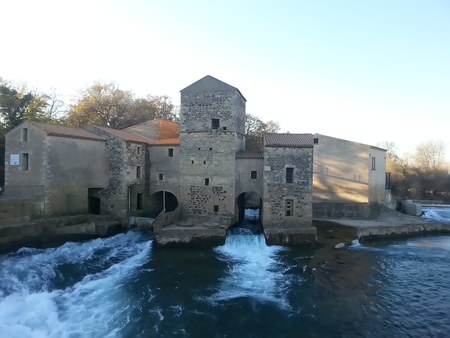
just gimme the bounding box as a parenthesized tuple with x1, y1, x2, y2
(0, 84, 36, 129)
(0, 80, 64, 129)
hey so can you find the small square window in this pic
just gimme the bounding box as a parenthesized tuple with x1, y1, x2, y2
(251, 171, 257, 179)
(313, 138, 319, 144)
(222, 127, 227, 131)
(212, 118, 220, 129)
(168, 148, 174, 157)
(205, 178, 210, 186)
(159, 173, 163, 181)
(213, 205, 219, 213)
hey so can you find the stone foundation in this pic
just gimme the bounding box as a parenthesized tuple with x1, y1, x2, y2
(153, 224, 226, 247)
(0, 215, 124, 254)
(313, 202, 381, 220)
(264, 227, 317, 246)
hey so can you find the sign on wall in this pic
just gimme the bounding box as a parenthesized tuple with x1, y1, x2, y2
(10, 154, 19, 165)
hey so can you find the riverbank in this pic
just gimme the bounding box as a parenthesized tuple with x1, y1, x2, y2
(324, 206, 450, 241)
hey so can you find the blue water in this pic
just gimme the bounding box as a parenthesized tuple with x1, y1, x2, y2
(0, 212, 449, 337)
(422, 205, 450, 224)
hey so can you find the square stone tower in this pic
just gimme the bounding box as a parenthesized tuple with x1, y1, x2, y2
(179, 76, 246, 225)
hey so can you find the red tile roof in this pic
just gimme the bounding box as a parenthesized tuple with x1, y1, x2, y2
(89, 125, 152, 144)
(235, 151, 263, 159)
(264, 133, 314, 148)
(29, 121, 105, 142)
(148, 138, 180, 146)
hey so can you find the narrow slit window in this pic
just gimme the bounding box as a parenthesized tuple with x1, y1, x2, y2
(136, 166, 141, 178)
(137, 146, 140, 154)
(286, 167, 294, 183)
(205, 178, 210, 186)
(22, 128, 28, 141)
(213, 205, 219, 213)
(22, 153, 29, 171)
(372, 157, 376, 170)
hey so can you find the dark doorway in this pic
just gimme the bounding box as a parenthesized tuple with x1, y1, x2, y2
(88, 197, 101, 214)
(88, 188, 102, 215)
(148, 191, 179, 218)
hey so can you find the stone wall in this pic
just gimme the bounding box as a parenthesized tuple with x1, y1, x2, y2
(179, 133, 238, 222)
(180, 90, 246, 136)
(313, 202, 376, 220)
(5, 123, 107, 217)
(263, 147, 313, 229)
(148, 145, 179, 196)
(0, 198, 34, 225)
(86, 126, 147, 219)
(179, 80, 246, 225)
(236, 158, 264, 198)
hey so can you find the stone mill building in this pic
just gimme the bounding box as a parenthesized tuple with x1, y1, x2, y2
(3, 75, 389, 247)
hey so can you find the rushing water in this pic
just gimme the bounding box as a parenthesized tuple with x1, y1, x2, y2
(422, 205, 450, 224)
(1, 213, 449, 337)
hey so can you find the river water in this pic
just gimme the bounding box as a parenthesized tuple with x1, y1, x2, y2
(0, 208, 449, 337)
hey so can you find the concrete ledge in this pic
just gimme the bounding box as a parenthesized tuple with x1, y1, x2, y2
(153, 224, 226, 247)
(0, 215, 124, 254)
(264, 226, 317, 246)
(356, 222, 450, 240)
(401, 200, 422, 216)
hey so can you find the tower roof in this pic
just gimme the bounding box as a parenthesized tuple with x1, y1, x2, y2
(180, 75, 246, 101)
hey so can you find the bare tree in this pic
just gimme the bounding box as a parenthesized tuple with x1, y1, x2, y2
(412, 140, 447, 177)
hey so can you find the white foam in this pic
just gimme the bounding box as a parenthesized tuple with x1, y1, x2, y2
(244, 208, 259, 220)
(0, 232, 152, 338)
(350, 239, 361, 247)
(212, 232, 293, 308)
(421, 206, 450, 223)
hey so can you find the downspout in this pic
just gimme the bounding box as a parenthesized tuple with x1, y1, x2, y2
(163, 189, 166, 213)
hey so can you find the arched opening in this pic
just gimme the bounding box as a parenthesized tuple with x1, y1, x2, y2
(148, 191, 178, 218)
(233, 191, 263, 234)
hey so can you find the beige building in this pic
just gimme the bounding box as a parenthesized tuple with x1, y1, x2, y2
(312, 134, 388, 219)
(4, 121, 107, 217)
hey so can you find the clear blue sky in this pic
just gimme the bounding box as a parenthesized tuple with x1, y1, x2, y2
(1, 0, 449, 159)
